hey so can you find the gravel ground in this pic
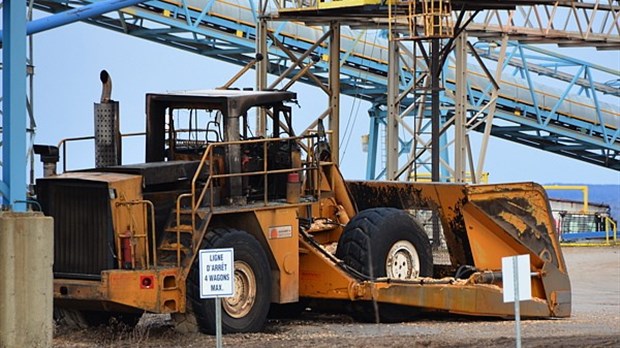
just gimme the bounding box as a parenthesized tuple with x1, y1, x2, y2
(53, 246, 620, 347)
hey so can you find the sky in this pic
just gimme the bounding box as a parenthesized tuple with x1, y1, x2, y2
(15, 11, 620, 186)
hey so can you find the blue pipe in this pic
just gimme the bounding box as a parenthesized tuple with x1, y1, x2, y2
(0, 0, 145, 42)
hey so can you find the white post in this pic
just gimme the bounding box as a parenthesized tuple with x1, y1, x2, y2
(216, 297, 223, 348)
(513, 256, 521, 348)
(502, 254, 531, 348)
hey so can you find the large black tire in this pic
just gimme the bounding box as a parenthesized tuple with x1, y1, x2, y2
(335, 208, 433, 323)
(187, 227, 272, 334)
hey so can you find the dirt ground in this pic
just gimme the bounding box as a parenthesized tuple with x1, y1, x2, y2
(53, 246, 620, 347)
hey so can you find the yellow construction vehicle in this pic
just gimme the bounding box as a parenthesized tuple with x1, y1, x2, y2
(35, 89, 570, 333)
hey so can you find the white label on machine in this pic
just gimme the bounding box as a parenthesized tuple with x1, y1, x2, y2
(502, 254, 532, 303)
(199, 248, 234, 299)
(269, 225, 293, 239)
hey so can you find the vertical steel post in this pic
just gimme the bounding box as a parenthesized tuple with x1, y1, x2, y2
(439, 116, 450, 180)
(454, 32, 467, 183)
(366, 106, 381, 180)
(225, 110, 244, 204)
(430, 38, 440, 183)
(328, 22, 340, 164)
(2, 2, 28, 210)
(386, 32, 400, 180)
(430, 38, 441, 249)
(255, 0, 267, 136)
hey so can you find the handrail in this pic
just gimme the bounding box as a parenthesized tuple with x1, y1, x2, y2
(175, 192, 193, 267)
(171, 134, 323, 263)
(167, 133, 327, 274)
(191, 134, 322, 213)
(604, 216, 617, 245)
(114, 199, 157, 269)
(57, 131, 146, 173)
(543, 185, 589, 213)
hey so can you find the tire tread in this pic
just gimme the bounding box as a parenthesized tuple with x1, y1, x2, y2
(335, 208, 433, 323)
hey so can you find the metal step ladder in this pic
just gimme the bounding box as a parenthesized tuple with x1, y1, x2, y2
(158, 207, 212, 269)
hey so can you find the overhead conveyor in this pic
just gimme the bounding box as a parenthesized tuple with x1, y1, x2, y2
(27, 0, 620, 174)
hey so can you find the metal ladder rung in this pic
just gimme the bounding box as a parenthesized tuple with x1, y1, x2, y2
(159, 242, 190, 253)
(165, 225, 194, 233)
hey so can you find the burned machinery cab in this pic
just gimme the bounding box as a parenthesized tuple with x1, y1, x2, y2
(144, 89, 301, 203)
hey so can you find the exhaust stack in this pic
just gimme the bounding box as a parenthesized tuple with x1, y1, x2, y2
(94, 70, 121, 168)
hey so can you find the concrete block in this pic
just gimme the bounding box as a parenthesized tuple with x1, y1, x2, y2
(0, 212, 54, 348)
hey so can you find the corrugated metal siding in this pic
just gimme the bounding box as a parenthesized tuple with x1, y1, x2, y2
(37, 180, 115, 279)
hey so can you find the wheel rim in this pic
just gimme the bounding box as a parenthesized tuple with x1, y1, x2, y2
(223, 261, 257, 319)
(385, 240, 421, 279)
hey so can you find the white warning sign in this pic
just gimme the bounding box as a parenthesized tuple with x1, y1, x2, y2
(269, 225, 293, 239)
(199, 248, 235, 299)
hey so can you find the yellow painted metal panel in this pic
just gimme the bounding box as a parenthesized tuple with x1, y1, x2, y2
(109, 176, 149, 270)
(106, 268, 185, 313)
(298, 238, 356, 299)
(373, 281, 554, 318)
(254, 208, 300, 303)
(54, 268, 185, 314)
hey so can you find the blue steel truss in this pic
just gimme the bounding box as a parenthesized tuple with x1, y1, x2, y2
(459, 42, 619, 169)
(22, 0, 620, 177)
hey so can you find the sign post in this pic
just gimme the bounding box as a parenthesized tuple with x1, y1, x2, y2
(502, 254, 531, 348)
(199, 248, 235, 348)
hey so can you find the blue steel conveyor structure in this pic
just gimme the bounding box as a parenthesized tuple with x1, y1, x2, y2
(2, 0, 619, 204)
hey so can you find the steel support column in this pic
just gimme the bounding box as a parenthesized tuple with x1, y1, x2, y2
(430, 37, 442, 250)
(454, 32, 468, 183)
(2, 1, 28, 210)
(430, 38, 441, 182)
(328, 22, 340, 164)
(386, 33, 400, 180)
(475, 34, 508, 182)
(255, 0, 268, 136)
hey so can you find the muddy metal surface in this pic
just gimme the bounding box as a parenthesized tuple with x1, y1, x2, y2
(53, 246, 620, 347)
